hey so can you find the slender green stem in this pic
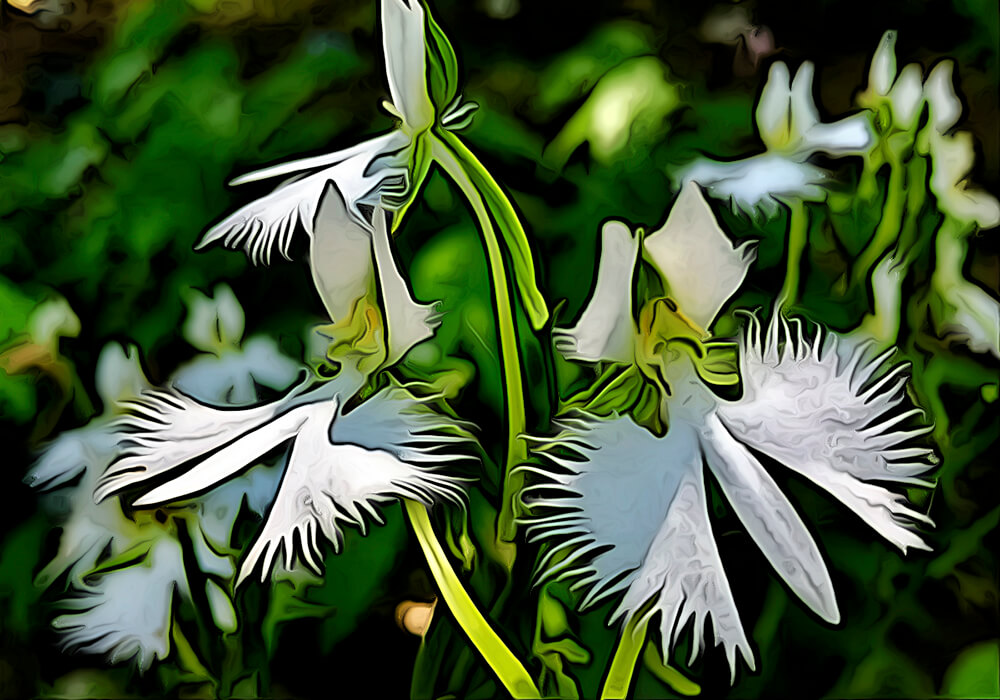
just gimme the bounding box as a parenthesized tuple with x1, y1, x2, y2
(430, 133, 529, 544)
(776, 200, 808, 311)
(404, 500, 542, 699)
(853, 154, 904, 285)
(601, 615, 649, 699)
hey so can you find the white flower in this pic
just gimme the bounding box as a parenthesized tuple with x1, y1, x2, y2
(27, 289, 304, 669)
(680, 61, 872, 216)
(101, 377, 473, 584)
(530, 184, 935, 679)
(195, 0, 461, 347)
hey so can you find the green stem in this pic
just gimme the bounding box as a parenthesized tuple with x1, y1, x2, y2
(404, 500, 541, 699)
(601, 615, 649, 699)
(430, 133, 529, 544)
(776, 200, 808, 311)
(853, 155, 904, 285)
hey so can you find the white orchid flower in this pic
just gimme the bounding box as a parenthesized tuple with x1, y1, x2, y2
(196, 1, 468, 337)
(100, 374, 473, 584)
(680, 61, 873, 217)
(531, 183, 935, 679)
(27, 288, 312, 669)
(859, 31, 926, 133)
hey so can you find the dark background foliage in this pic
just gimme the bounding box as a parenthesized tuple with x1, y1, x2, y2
(1, 0, 996, 697)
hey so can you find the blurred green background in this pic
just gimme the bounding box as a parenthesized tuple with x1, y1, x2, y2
(1, 0, 997, 697)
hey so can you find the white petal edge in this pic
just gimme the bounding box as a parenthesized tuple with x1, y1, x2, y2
(553, 220, 639, 364)
(643, 181, 756, 330)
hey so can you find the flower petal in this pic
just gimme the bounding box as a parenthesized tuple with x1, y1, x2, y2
(238, 396, 467, 583)
(181, 284, 245, 355)
(682, 154, 830, 218)
(801, 112, 874, 157)
(887, 63, 924, 131)
(717, 314, 936, 551)
(197, 131, 409, 265)
(756, 61, 792, 150)
(381, 0, 435, 132)
(643, 181, 756, 330)
(702, 412, 840, 623)
(52, 537, 187, 671)
(868, 30, 898, 98)
(96, 378, 349, 502)
(552, 220, 639, 364)
(523, 414, 755, 678)
(924, 60, 962, 133)
(371, 208, 441, 366)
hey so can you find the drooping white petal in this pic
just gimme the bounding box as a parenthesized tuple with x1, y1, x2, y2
(371, 208, 440, 366)
(717, 313, 936, 551)
(239, 391, 470, 583)
(52, 536, 188, 671)
(643, 181, 756, 330)
(523, 414, 756, 678)
(552, 220, 639, 364)
(924, 60, 962, 134)
(381, 0, 435, 132)
(682, 154, 829, 219)
(197, 131, 410, 265)
(701, 412, 840, 623)
(756, 61, 792, 150)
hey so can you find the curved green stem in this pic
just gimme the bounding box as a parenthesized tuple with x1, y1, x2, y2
(430, 133, 529, 543)
(601, 615, 649, 699)
(853, 153, 904, 285)
(404, 500, 541, 699)
(776, 199, 808, 311)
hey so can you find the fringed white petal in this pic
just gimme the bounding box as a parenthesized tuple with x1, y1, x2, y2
(239, 390, 471, 583)
(552, 220, 639, 364)
(381, 0, 434, 132)
(523, 415, 756, 679)
(97, 378, 347, 502)
(643, 182, 756, 330)
(371, 208, 441, 366)
(717, 313, 937, 552)
(197, 131, 410, 265)
(52, 537, 188, 671)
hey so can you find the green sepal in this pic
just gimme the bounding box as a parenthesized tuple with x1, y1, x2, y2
(563, 364, 666, 436)
(391, 132, 434, 233)
(423, 2, 460, 111)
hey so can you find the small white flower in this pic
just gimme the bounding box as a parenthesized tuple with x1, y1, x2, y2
(681, 61, 872, 217)
(531, 184, 935, 679)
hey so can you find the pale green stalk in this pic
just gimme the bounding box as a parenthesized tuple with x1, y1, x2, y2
(429, 132, 530, 544)
(853, 152, 905, 285)
(601, 615, 649, 699)
(777, 199, 809, 311)
(404, 500, 541, 699)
